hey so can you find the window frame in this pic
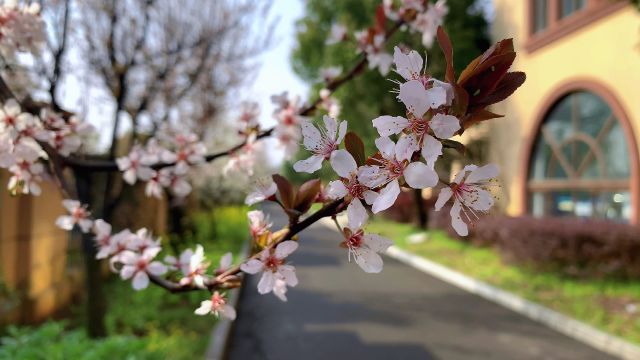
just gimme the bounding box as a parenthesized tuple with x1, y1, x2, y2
(520, 80, 640, 224)
(525, 0, 630, 53)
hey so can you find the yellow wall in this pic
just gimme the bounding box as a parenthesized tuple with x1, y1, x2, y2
(489, 2, 640, 219)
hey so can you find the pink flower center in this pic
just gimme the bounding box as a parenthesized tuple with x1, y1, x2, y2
(264, 255, 283, 272)
(344, 175, 366, 199)
(211, 293, 226, 309)
(385, 159, 406, 179)
(136, 259, 148, 272)
(346, 230, 364, 249)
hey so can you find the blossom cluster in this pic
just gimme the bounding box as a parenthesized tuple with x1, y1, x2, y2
(0, 100, 95, 195)
(54, 198, 238, 320)
(385, 0, 448, 47)
(116, 124, 206, 199)
(0, 1, 45, 54)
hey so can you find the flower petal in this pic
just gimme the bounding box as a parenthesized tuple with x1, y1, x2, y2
(240, 259, 264, 274)
(257, 271, 275, 294)
(435, 187, 453, 211)
(221, 304, 237, 320)
(347, 199, 368, 231)
(398, 80, 430, 118)
(357, 165, 388, 188)
(430, 114, 460, 139)
(363, 234, 394, 252)
(450, 200, 468, 236)
(372, 115, 409, 136)
(354, 247, 384, 273)
(278, 264, 298, 287)
(337, 120, 348, 144)
(466, 164, 499, 184)
(374, 136, 395, 160)
(372, 179, 400, 213)
(330, 149, 357, 178)
(395, 134, 419, 162)
(322, 115, 337, 140)
(326, 180, 348, 199)
(195, 300, 212, 315)
(404, 162, 438, 189)
(300, 120, 321, 150)
(393, 46, 423, 81)
(421, 135, 442, 168)
(275, 240, 299, 259)
(293, 154, 324, 173)
(132, 271, 150, 290)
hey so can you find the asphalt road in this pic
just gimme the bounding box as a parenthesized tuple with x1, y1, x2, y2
(226, 208, 615, 360)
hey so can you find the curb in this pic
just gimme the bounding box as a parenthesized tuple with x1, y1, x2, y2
(385, 245, 640, 360)
(205, 241, 251, 360)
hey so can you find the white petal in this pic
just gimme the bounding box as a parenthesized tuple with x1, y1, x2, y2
(323, 115, 337, 140)
(347, 199, 368, 231)
(120, 265, 136, 280)
(195, 300, 212, 315)
(421, 135, 442, 168)
(300, 120, 322, 150)
(330, 150, 357, 178)
(466, 164, 499, 184)
(278, 264, 298, 287)
(55, 216, 74, 231)
(293, 154, 324, 173)
(354, 248, 384, 273)
(326, 180, 348, 199)
(62, 199, 79, 212)
(398, 80, 430, 118)
(240, 259, 264, 274)
(395, 134, 419, 162)
(336, 120, 348, 144)
(79, 219, 93, 233)
(357, 165, 389, 188)
(147, 261, 167, 276)
(460, 187, 494, 211)
(245, 191, 266, 205)
(219, 252, 233, 269)
(453, 165, 478, 184)
(372, 180, 400, 213)
(404, 162, 438, 189)
(364, 234, 394, 252)
(393, 46, 423, 81)
(257, 271, 275, 294)
(424, 86, 447, 109)
(275, 240, 298, 259)
(372, 115, 409, 136)
(220, 304, 237, 320)
(374, 136, 395, 160)
(435, 187, 453, 211)
(430, 114, 460, 139)
(363, 190, 378, 205)
(450, 200, 468, 236)
(123, 169, 137, 184)
(132, 271, 150, 290)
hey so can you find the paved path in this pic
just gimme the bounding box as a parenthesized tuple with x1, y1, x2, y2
(226, 209, 615, 360)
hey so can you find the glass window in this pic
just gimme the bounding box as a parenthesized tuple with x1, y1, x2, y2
(533, 0, 548, 33)
(561, 0, 586, 18)
(528, 91, 632, 222)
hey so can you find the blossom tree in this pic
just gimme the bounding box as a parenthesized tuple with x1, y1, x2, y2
(0, 0, 525, 339)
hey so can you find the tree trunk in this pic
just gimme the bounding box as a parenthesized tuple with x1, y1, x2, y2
(413, 188, 428, 230)
(74, 169, 107, 338)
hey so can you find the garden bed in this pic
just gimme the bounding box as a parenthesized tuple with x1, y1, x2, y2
(0, 206, 249, 360)
(367, 216, 640, 345)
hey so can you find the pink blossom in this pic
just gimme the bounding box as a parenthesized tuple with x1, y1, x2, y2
(194, 291, 236, 320)
(93, 219, 113, 259)
(327, 149, 378, 213)
(341, 200, 393, 273)
(274, 124, 301, 160)
(240, 240, 299, 296)
(325, 23, 347, 45)
(435, 164, 499, 236)
(55, 199, 93, 233)
(119, 247, 167, 290)
(116, 146, 156, 185)
(410, 0, 448, 48)
(126, 228, 161, 254)
(245, 176, 277, 205)
(0, 99, 30, 140)
(293, 115, 347, 174)
(7, 143, 43, 195)
(215, 252, 233, 274)
(177, 245, 210, 288)
(357, 136, 438, 213)
(248, 210, 271, 240)
(0, 1, 46, 54)
(320, 66, 342, 83)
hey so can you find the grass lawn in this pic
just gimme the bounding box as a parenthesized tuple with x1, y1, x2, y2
(367, 216, 640, 345)
(0, 206, 249, 360)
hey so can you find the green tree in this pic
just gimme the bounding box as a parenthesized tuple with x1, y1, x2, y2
(289, 0, 491, 227)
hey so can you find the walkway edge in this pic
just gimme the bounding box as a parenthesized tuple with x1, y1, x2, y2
(205, 240, 251, 360)
(384, 244, 640, 360)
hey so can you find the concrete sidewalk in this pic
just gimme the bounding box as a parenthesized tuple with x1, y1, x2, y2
(226, 209, 614, 360)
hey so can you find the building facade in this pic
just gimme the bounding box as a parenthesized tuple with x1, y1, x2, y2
(489, 0, 639, 224)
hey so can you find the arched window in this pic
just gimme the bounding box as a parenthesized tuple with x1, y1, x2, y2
(528, 91, 632, 221)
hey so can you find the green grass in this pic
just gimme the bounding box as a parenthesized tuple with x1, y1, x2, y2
(367, 216, 640, 345)
(0, 206, 250, 360)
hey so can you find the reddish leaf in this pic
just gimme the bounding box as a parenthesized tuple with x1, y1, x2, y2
(473, 71, 526, 108)
(294, 179, 322, 213)
(344, 132, 366, 167)
(458, 38, 515, 85)
(449, 84, 469, 118)
(436, 26, 456, 83)
(375, 5, 386, 33)
(461, 52, 516, 108)
(462, 109, 504, 130)
(272, 174, 295, 209)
